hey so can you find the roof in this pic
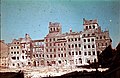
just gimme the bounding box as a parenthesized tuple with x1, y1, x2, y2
(83, 18, 98, 25)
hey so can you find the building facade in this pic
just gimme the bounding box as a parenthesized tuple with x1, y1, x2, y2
(7, 18, 112, 68)
(44, 18, 111, 67)
(0, 40, 9, 67)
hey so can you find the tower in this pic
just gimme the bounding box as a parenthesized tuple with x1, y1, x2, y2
(49, 22, 62, 34)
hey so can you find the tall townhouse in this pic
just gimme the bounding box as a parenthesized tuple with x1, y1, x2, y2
(32, 39, 44, 67)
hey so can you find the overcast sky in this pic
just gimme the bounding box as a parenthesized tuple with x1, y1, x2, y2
(1, 0, 120, 48)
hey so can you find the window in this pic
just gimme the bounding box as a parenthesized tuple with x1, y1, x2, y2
(47, 55, 49, 58)
(92, 38, 94, 41)
(11, 47, 13, 49)
(93, 51, 95, 55)
(75, 38, 77, 41)
(54, 49, 56, 52)
(69, 52, 71, 55)
(36, 54, 38, 57)
(71, 38, 73, 41)
(14, 46, 16, 49)
(92, 33, 95, 36)
(72, 44, 74, 48)
(11, 52, 13, 54)
(92, 45, 95, 48)
(53, 38, 55, 41)
(64, 48, 66, 51)
(13, 63, 15, 66)
(58, 48, 60, 51)
(78, 38, 80, 41)
(54, 43, 55, 46)
(64, 53, 66, 57)
(75, 44, 77, 48)
(88, 34, 90, 36)
(17, 42, 19, 44)
(83, 34, 85, 37)
(50, 49, 52, 52)
(93, 25, 95, 29)
(50, 43, 52, 46)
(42, 54, 44, 57)
(12, 57, 16, 60)
(58, 54, 60, 57)
(50, 38, 51, 42)
(54, 54, 56, 57)
(84, 39, 86, 42)
(68, 39, 70, 42)
(17, 57, 19, 60)
(88, 45, 90, 48)
(89, 26, 91, 29)
(17, 46, 19, 49)
(79, 51, 81, 55)
(104, 36, 106, 39)
(68, 45, 70, 48)
(14, 52, 16, 54)
(100, 36, 102, 39)
(72, 52, 74, 55)
(84, 45, 86, 49)
(17, 51, 19, 54)
(86, 26, 88, 29)
(88, 52, 91, 55)
(50, 55, 52, 58)
(76, 51, 78, 55)
(22, 56, 24, 59)
(84, 52, 87, 55)
(79, 44, 81, 47)
(61, 54, 63, 57)
(61, 48, 63, 51)
(88, 39, 90, 42)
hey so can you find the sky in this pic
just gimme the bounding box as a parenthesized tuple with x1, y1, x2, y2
(1, 0, 120, 48)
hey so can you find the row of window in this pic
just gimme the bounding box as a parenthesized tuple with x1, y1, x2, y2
(82, 33, 95, 37)
(46, 43, 66, 47)
(11, 56, 19, 60)
(11, 51, 19, 54)
(83, 38, 94, 42)
(96, 35, 106, 39)
(46, 38, 56, 42)
(11, 46, 19, 49)
(68, 44, 81, 48)
(33, 54, 44, 58)
(69, 51, 81, 56)
(97, 42, 107, 46)
(84, 51, 96, 55)
(85, 25, 96, 29)
(84, 44, 95, 49)
(68, 38, 80, 42)
(33, 48, 43, 52)
(46, 48, 66, 52)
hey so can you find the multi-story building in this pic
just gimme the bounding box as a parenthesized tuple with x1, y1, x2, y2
(32, 39, 44, 67)
(8, 39, 22, 68)
(7, 18, 112, 68)
(0, 40, 9, 67)
(8, 34, 33, 68)
(44, 18, 111, 67)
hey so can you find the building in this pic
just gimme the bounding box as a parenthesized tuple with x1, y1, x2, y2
(32, 39, 44, 67)
(7, 18, 112, 68)
(44, 18, 111, 67)
(0, 40, 9, 67)
(8, 34, 33, 68)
